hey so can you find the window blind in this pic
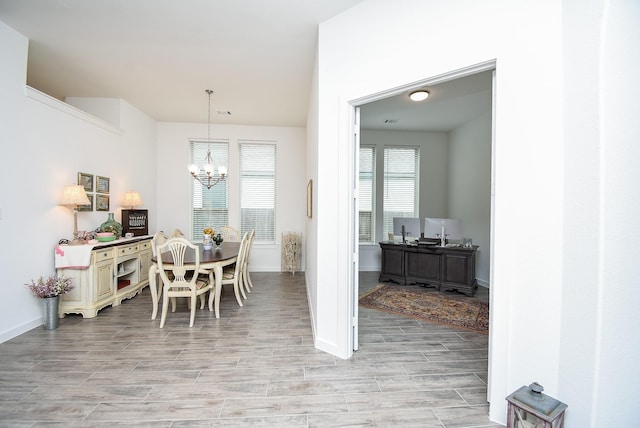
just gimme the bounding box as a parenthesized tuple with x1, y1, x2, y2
(383, 146, 419, 238)
(190, 140, 229, 240)
(239, 142, 276, 242)
(359, 146, 375, 242)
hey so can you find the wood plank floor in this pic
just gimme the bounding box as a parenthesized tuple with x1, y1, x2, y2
(0, 272, 499, 427)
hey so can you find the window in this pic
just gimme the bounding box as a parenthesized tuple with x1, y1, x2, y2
(359, 146, 375, 242)
(383, 146, 419, 238)
(190, 140, 229, 240)
(240, 142, 276, 242)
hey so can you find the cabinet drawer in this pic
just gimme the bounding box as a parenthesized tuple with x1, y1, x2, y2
(117, 244, 139, 257)
(138, 241, 151, 251)
(94, 248, 114, 262)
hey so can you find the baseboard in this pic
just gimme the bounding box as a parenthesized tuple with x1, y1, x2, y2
(0, 317, 41, 344)
(477, 278, 490, 288)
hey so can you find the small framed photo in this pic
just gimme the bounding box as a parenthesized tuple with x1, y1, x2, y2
(96, 176, 110, 194)
(77, 194, 94, 212)
(78, 172, 94, 192)
(96, 194, 110, 211)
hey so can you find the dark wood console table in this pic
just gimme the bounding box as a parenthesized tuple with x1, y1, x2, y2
(379, 241, 478, 296)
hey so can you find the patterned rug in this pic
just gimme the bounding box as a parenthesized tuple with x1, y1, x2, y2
(359, 284, 489, 334)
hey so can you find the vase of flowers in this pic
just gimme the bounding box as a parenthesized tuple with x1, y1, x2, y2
(26, 274, 75, 330)
(203, 227, 214, 250)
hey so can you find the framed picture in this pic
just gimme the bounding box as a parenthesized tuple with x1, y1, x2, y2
(96, 194, 110, 211)
(96, 176, 110, 194)
(77, 193, 94, 212)
(307, 179, 313, 218)
(78, 172, 94, 192)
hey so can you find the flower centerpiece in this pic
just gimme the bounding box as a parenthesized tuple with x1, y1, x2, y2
(203, 227, 215, 250)
(26, 274, 74, 330)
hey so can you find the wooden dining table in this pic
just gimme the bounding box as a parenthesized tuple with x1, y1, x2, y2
(149, 241, 240, 319)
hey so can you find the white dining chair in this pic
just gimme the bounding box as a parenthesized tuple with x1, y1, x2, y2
(171, 228, 186, 238)
(219, 225, 241, 242)
(156, 237, 213, 328)
(148, 231, 169, 320)
(240, 229, 255, 295)
(219, 232, 250, 306)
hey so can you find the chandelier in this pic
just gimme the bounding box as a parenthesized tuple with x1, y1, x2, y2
(188, 89, 227, 189)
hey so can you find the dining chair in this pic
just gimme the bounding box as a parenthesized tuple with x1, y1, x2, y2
(219, 225, 241, 242)
(240, 229, 255, 295)
(156, 237, 213, 328)
(171, 228, 186, 238)
(219, 232, 249, 306)
(148, 231, 169, 319)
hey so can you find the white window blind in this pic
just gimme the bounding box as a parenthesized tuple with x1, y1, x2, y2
(240, 142, 276, 242)
(190, 140, 229, 240)
(359, 146, 375, 242)
(383, 146, 419, 238)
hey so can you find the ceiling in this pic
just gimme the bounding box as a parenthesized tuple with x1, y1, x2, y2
(0, 0, 491, 131)
(359, 71, 492, 132)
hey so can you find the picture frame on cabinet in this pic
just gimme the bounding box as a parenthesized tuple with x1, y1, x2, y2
(77, 193, 94, 212)
(96, 176, 110, 194)
(96, 194, 109, 211)
(78, 172, 94, 192)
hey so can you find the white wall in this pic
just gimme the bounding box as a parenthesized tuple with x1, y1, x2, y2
(449, 112, 492, 285)
(0, 21, 157, 342)
(155, 122, 307, 272)
(558, 1, 640, 426)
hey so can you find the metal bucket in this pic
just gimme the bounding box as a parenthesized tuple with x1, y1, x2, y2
(42, 296, 60, 330)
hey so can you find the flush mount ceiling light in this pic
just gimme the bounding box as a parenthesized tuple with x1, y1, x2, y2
(409, 90, 430, 102)
(188, 89, 227, 189)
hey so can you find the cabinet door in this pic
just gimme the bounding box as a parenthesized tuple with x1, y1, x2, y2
(138, 249, 151, 283)
(94, 259, 114, 300)
(442, 253, 472, 285)
(406, 251, 440, 282)
(381, 247, 404, 277)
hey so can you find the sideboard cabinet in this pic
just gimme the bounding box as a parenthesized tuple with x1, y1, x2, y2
(56, 237, 152, 318)
(379, 241, 478, 296)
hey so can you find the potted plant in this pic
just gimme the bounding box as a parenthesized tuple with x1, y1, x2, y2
(26, 274, 74, 330)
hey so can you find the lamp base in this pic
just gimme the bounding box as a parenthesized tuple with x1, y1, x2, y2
(69, 239, 85, 246)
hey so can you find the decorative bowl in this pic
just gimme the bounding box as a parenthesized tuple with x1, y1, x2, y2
(96, 232, 116, 242)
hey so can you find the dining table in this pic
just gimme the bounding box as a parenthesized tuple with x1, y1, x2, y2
(149, 241, 240, 319)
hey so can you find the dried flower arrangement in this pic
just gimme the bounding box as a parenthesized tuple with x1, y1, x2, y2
(26, 274, 75, 299)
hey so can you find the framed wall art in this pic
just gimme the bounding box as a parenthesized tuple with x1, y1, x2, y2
(77, 193, 94, 212)
(96, 194, 110, 211)
(96, 176, 110, 194)
(78, 172, 94, 192)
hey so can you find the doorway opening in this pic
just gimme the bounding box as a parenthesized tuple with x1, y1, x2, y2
(348, 61, 496, 380)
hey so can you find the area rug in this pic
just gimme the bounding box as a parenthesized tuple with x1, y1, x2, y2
(359, 284, 489, 334)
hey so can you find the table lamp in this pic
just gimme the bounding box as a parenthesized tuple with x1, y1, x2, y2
(122, 191, 143, 209)
(61, 184, 91, 245)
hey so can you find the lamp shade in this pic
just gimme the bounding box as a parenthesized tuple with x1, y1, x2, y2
(122, 191, 143, 209)
(61, 184, 90, 207)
